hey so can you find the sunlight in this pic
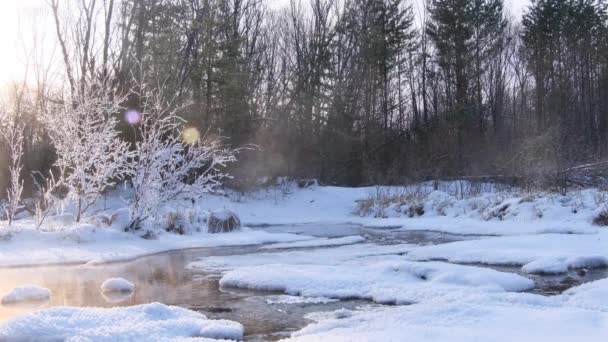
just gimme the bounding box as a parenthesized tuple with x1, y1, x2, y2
(0, 0, 53, 89)
(182, 127, 201, 144)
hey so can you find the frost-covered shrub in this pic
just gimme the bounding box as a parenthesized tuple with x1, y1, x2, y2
(428, 191, 453, 216)
(592, 207, 608, 226)
(43, 81, 134, 222)
(95, 213, 113, 227)
(0, 112, 24, 226)
(483, 203, 510, 221)
(127, 89, 238, 230)
(407, 204, 425, 217)
(355, 186, 428, 218)
(355, 198, 375, 217)
(141, 230, 159, 240)
(162, 212, 187, 235)
(95, 208, 131, 231)
(207, 210, 241, 233)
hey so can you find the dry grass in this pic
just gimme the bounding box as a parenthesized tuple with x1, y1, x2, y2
(354, 186, 428, 218)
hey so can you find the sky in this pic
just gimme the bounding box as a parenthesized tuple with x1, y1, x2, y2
(0, 0, 531, 87)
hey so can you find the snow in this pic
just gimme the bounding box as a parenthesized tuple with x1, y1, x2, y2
(209, 209, 237, 221)
(188, 243, 532, 304)
(285, 289, 608, 342)
(263, 295, 339, 305)
(562, 278, 608, 311)
(101, 278, 135, 292)
(0, 302, 243, 341)
(1, 285, 51, 304)
(1, 182, 608, 341)
(192, 183, 603, 235)
(283, 278, 608, 342)
(260, 235, 365, 249)
(407, 232, 608, 274)
(220, 259, 534, 304)
(109, 207, 131, 230)
(187, 243, 414, 272)
(2, 182, 607, 267)
(0, 226, 311, 267)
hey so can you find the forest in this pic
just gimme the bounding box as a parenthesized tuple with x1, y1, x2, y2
(1, 0, 608, 195)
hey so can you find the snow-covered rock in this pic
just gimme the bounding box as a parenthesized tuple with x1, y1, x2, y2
(0, 302, 243, 341)
(101, 278, 135, 292)
(1, 285, 51, 304)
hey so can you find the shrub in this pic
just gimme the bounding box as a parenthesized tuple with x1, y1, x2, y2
(592, 210, 608, 226)
(207, 210, 241, 233)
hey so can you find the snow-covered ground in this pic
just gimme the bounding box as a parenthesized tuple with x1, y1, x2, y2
(407, 232, 608, 274)
(1, 181, 606, 266)
(285, 280, 608, 342)
(1, 181, 607, 340)
(0, 227, 310, 267)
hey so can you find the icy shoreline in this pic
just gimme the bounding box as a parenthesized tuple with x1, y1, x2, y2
(0, 182, 606, 267)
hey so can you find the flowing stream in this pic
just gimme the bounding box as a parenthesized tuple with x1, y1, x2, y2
(1, 225, 606, 341)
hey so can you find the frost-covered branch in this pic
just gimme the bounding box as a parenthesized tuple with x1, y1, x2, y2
(43, 80, 134, 222)
(0, 112, 25, 226)
(128, 88, 238, 230)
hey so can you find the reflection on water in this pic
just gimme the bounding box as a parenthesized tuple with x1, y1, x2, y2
(0, 244, 377, 340)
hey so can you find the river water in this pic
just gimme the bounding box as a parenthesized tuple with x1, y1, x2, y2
(0, 225, 606, 340)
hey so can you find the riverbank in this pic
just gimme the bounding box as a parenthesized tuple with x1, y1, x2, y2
(1, 182, 606, 267)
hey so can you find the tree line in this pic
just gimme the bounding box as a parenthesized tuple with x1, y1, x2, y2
(2, 0, 608, 196)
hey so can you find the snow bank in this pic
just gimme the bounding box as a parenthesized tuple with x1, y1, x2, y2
(260, 235, 365, 249)
(101, 278, 135, 292)
(407, 232, 608, 274)
(1, 285, 51, 304)
(2, 182, 607, 268)
(0, 302, 243, 341)
(219, 259, 534, 304)
(187, 184, 606, 235)
(522, 256, 608, 274)
(0, 226, 311, 267)
(191, 242, 532, 305)
(562, 278, 608, 311)
(285, 291, 608, 342)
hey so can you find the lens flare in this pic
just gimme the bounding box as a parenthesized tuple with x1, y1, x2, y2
(124, 109, 141, 125)
(182, 127, 200, 144)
